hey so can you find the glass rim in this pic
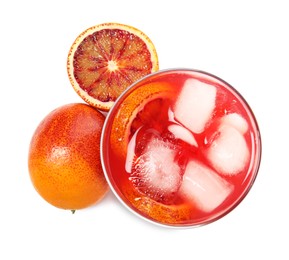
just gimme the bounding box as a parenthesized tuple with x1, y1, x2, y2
(100, 67, 262, 228)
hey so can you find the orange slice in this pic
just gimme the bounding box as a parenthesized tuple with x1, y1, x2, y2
(123, 184, 194, 226)
(110, 81, 177, 159)
(67, 22, 159, 111)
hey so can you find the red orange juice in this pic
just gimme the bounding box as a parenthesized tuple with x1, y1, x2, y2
(101, 69, 261, 227)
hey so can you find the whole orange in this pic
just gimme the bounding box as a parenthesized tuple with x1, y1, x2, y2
(28, 103, 108, 211)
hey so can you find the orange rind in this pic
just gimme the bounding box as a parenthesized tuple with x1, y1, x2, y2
(109, 81, 177, 159)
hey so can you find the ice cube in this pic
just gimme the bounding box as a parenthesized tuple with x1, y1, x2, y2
(206, 125, 249, 175)
(179, 159, 233, 212)
(174, 78, 216, 134)
(168, 107, 176, 123)
(125, 128, 141, 173)
(220, 113, 248, 134)
(168, 124, 198, 147)
(129, 137, 183, 202)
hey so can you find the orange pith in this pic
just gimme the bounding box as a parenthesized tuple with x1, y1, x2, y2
(67, 23, 159, 111)
(28, 103, 109, 210)
(109, 81, 177, 159)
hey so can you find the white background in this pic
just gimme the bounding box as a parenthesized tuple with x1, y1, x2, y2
(1, 0, 288, 259)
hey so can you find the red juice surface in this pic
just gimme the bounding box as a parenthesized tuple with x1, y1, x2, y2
(101, 69, 261, 227)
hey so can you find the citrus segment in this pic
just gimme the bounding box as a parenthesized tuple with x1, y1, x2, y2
(67, 23, 159, 111)
(110, 81, 177, 159)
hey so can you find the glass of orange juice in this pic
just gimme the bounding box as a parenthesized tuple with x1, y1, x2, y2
(101, 68, 262, 228)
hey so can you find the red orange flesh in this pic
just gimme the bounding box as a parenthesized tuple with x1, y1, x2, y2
(67, 23, 159, 111)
